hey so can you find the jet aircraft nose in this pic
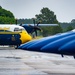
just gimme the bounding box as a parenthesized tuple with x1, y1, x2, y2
(20, 31, 32, 44)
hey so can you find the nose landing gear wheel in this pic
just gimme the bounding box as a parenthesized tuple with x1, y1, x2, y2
(14, 45, 20, 49)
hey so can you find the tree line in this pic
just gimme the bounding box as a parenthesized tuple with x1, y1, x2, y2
(0, 6, 74, 36)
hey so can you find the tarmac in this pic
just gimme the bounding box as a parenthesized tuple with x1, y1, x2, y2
(0, 46, 75, 75)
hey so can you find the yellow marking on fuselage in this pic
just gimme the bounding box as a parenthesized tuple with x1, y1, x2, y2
(0, 32, 20, 34)
(0, 27, 10, 30)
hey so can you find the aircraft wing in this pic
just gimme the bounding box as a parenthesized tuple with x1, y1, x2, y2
(22, 24, 58, 26)
(38, 24, 58, 26)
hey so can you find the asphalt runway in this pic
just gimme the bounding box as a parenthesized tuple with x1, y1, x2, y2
(0, 46, 75, 75)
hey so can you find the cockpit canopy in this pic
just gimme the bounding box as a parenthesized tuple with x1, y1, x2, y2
(14, 27, 25, 32)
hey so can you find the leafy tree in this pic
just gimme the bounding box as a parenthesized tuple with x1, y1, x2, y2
(66, 25, 73, 32)
(0, 6, 15, 24)
(17, 18, 33, 24)
(35, 7, 58, 24)
(41, 25, 62, 36)
(35, 7, 62, 36)
(71, 19, 75, 23)
(0, 16, 15, 24)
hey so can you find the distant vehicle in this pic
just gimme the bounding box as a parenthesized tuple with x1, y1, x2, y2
(0, 24, 32, 48)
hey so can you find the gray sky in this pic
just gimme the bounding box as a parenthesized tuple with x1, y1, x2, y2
(0, 0, 75, 22)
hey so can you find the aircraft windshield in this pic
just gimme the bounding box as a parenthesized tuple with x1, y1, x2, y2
(14, 28, 25, 32)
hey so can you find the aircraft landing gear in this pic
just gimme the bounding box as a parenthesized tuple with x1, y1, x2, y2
(73, 56, 75, 59)
(14, 45, 20, 49)
(61, 54, 64, 57)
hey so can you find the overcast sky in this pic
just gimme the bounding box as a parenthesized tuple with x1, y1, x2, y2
(0, 0, 75, 22)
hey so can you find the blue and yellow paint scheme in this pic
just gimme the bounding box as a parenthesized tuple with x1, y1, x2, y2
(0, 24, 32, 48)
(0, 30, 32, 47)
